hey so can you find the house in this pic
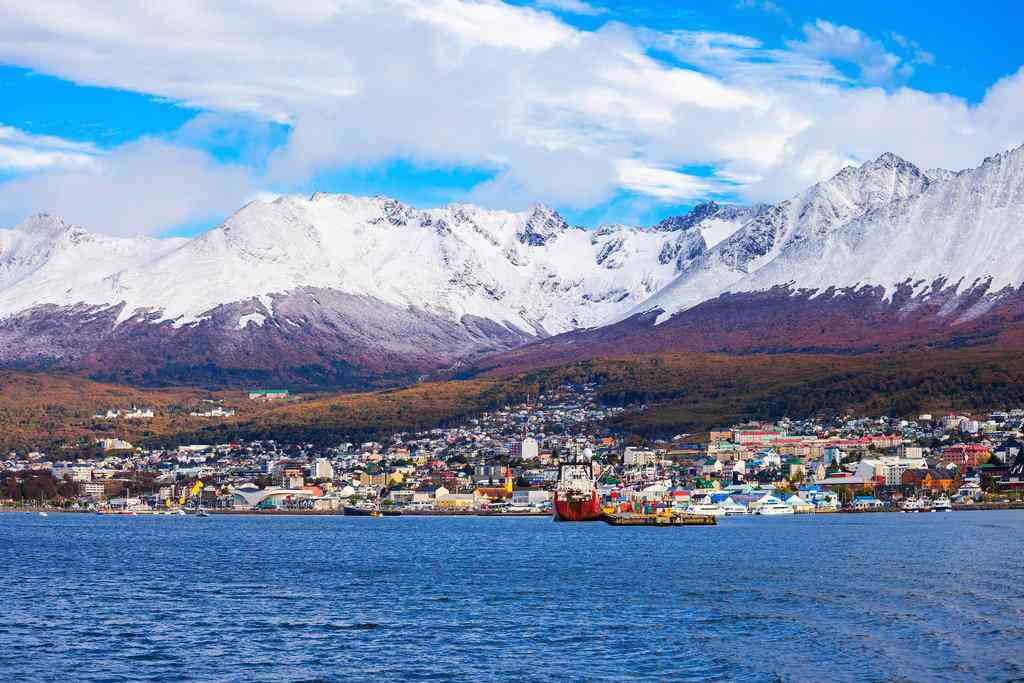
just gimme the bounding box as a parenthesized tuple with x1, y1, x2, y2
(955, 478, 983, 501)
(901, 468, 958, 493)
(783, 458, 805, 480)
(997, 449, 1024, 492)
(435, 492, 479, 510)
(992, 438, 1024, 465)
(784, 494, 815, 513)
(851, 495, 885, 510)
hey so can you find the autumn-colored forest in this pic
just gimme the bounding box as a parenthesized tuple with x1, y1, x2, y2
(4, 348, 1024, 452)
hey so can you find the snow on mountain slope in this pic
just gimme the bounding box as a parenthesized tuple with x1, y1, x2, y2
(0, 214, 187, 314)
(11, 144, 1022, 388)
(0, 195, 757, 335)
(0, 195, 769, 387)
(743, 145, 1024, 299)
(627, 151, 937, 322)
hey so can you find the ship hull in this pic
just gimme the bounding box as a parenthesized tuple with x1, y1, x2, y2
(553, 491, 602, 522)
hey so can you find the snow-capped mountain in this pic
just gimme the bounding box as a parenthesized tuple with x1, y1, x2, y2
(490, 143, 1024, 372)
(3, 142, 1023, 387)
(623, 152, 933, 322)
(0, 194, 738, 387)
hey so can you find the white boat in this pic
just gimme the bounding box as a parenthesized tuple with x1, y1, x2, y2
(756, 502, 795, 515)
(687, 502, 725, 517)
(901, 498, 933, 512)
(932, 496, 953, 512)
(721, 500, 749, 515)
(38, 511, 48, 517)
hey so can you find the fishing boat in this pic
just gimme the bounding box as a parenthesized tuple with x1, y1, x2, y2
(552, 448, 602, 522)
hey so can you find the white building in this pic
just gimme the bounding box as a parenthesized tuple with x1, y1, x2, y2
(520, 437, 539, 460)
(51, 463, 93, 483)
(855, 456, 927, 486)
(310, 458, 334, 481)
(624, 447, 658, 467)
(99, 438, 133, 451)
(81, 482, 105, 500)
(512, 489, 550, 506)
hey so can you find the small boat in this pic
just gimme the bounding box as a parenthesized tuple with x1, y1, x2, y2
(38, 511, 48, 517)
(932, 496, 953, 512)
(901, 498, 922, 512)
(196, 507, 211, 517)
(687, 502, 725, 517)
(721, 501, 749, 516)
(344, 505, 382, 517)
(756, 502, 795, 515)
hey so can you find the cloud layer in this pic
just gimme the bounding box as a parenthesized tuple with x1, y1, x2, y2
(0, 0, 1021, 234)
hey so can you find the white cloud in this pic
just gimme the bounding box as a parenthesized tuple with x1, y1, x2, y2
(616, 160, 727, 201)
(534, 0, 609, 16)
(890, 31, 935, 66)
(0, 1, 1018, 234)
(788, 19, 908, 84)
(736, 0, 785, 16)
(0, 126, 98, 171)
(0, 139, 257, 235)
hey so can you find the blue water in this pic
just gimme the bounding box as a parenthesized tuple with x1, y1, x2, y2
(3, 512, 1024, 682)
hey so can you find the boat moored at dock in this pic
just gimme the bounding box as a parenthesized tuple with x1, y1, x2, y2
(553, 446, 602, 522)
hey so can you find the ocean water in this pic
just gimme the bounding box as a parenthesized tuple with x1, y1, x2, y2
(2, 511, 1024, 682)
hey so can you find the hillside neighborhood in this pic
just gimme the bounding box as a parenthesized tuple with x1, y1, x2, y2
(3, 383, 1024, 515)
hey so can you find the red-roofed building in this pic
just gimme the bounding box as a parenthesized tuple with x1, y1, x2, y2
(940, 444, 990, 468)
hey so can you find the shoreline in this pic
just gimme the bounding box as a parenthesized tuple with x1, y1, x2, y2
(5, 503, 1024, 517)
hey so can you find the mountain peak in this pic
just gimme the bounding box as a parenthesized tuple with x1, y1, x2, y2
(518, 204, 569, 246)
(871, 151, 911, 167)
(14, 213, 77, 236)
(654, 201, 722, 233)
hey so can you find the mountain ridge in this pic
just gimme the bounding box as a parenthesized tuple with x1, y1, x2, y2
(2, 143, 1024, 389)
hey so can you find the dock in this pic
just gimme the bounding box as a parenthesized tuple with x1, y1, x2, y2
(601, 512, 717, 526)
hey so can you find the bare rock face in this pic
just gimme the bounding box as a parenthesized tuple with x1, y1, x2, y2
(0, 288, 536, 389)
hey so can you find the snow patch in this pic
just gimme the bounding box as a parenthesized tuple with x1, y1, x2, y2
(237, 313, 267, 329)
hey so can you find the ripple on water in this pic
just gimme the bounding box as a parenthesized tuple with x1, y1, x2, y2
(3, 512, 1024, 682)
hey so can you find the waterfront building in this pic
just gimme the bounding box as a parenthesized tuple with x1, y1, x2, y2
(901, 468, 958, 493)
(511, 489, 550, 506)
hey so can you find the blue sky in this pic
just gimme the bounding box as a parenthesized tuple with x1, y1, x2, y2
(0, 0, 1021, 235)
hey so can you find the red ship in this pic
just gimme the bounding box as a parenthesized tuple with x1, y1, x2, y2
(552, 451, 603, 522)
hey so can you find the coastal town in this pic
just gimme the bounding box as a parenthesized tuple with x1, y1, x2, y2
(3, 382, 1024, 518)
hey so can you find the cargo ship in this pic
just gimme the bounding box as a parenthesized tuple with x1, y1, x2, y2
(553, 449, 602, 522)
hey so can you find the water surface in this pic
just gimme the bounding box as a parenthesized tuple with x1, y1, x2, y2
(3, 512, 1023, 682)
